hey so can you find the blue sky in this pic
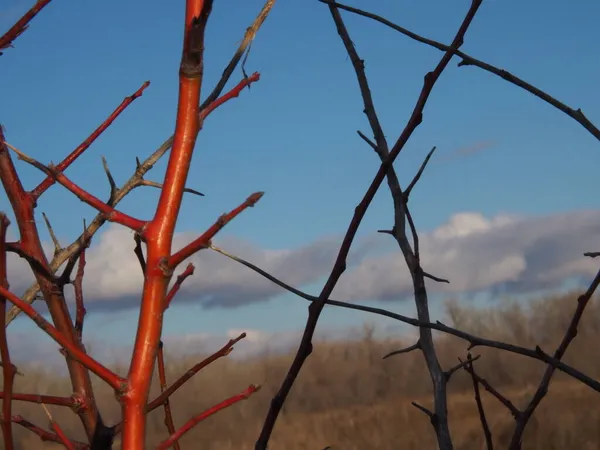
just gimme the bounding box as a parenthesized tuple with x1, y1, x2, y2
(1, 0, 599, 363)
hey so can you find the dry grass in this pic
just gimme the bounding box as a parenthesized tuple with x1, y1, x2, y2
(3, 291, 600, 449)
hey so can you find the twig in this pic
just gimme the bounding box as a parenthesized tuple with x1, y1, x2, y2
(507, 267, 600, 448)
(158, 384, 260, 450)
(462, 361, 520, 419)
(168, 192, 264, 268)
(210, 244, 600, 391)
(256, 2, 483, 448)
(0, 285, 125, 391)
(41, 403, 75, 450)
(164, 264, 195, 310)
(319, 0, 600, 142)
(12, 415, 88, 449)
(464, 353, 493, 450)
(73, 224, 90, 341)
(0, 392, 75, 408)
(30, 81, 150, 200)
(0, 214, 15, 450)
(444, 354, 480, 381)
(157, 342, 180, 450)
(112, 333, 246, 436)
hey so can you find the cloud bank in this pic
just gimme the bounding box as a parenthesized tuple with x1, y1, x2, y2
(6, 209, 600, 309)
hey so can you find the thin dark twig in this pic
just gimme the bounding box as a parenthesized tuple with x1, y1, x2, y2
(256, 2, 483, 448)
(464, 354, 493, 450)
(508, 267, 600, 449)
(319, 0, 600, 142)
(210, 244, 600, 391)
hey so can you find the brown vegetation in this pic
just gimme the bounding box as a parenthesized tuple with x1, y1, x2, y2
(1, 0, 598, 448)
(3, 292, 599, 449)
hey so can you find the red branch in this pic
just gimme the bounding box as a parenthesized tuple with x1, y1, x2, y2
(157, 384, 260, 450)
(0, 0, 53, 54)
(113, 332, 246, 436)
(157, 342, 180, 450)
(0, 285, 125, 391)
(168, 192, 264, 268)
(164, 263, 195, 310)
(121, 1, 213, 447)
(199, 72, 260, 121)
(0, 214, 15, 450)
(31, 81, 151, 200)
(12, 415, 88, 450)
(3, 142, 147, 233)
(0, 392, 75, 408)
(41, 403, 75, 450)
(148, 332, 246, 413)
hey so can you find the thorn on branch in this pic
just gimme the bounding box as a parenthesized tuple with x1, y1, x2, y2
(423, 271, 450, 284)
(404, 146, 436, 199)
(411, 401, 435, 423)
(133, 233, 146, 273)
(383, 340, 420, 359)
(102, 157, 118, 206)
(357, 130, 378, 151)
(444, 354, 480, 381)
(42, 213, 62, 256)
(141, 179, 204, 197)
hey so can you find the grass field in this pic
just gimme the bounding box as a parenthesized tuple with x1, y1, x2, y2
(3, 292, 600, 449)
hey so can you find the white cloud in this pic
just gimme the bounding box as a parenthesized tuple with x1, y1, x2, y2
(6, 209, 600, 309)
(333, 209, 600, 302)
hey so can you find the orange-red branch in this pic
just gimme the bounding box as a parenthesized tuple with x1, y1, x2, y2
(0, 285, 125, 391)
(199, 72, 260, 120)
(157, 384, 260, 450)
(164, 263, 195, 310)
(168, 192, 264, 268)
(49, 420, 75, 450)
(31, 81, 150, 200)
(121, 1, 212, 448)
(0, 0, 53, 54)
